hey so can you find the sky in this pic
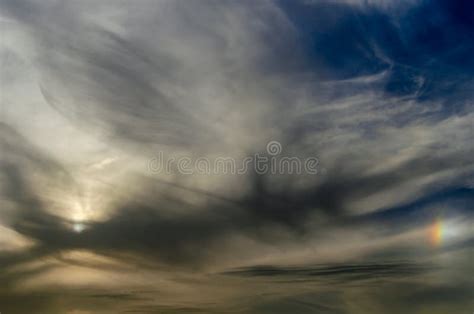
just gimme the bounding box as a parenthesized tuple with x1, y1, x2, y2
(0, 0, 473, 313)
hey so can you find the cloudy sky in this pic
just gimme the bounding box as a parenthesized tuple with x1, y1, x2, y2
(0, 0, 473, 313)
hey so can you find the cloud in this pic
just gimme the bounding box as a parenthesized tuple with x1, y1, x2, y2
(0, 0, 473, 312)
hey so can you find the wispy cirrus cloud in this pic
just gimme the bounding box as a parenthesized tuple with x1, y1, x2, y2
(0, 0, 473, 313)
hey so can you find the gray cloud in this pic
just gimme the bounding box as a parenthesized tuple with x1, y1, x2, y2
(0, 0, 473, 312)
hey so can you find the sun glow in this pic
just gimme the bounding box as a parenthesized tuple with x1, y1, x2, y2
(72, 222, 86, 233)
(70, 200, 89, 233)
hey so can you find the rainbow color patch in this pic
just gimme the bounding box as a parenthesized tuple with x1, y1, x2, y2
(429, 219, 443, 246)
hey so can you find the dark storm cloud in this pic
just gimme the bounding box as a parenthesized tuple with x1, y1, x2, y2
(2, 137, 466, 269)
